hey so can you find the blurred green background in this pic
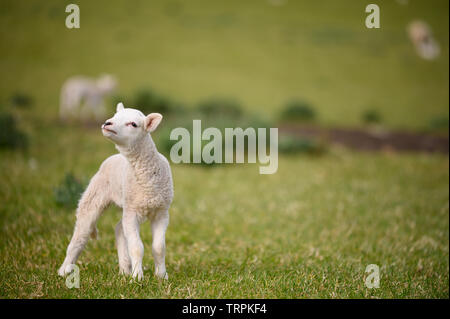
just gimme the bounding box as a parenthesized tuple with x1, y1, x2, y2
(0, 0, 448, 298)
(1, 0, 448, 128)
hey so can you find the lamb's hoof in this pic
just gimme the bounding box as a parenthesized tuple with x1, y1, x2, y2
(58, 264, 74, 277)
(131, 270, 144, 281)
(58, 267, 66, 277)
(156, 271, 168, 280)
(119, 266, 132, 276)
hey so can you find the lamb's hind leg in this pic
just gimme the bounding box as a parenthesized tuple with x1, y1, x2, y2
(115, 219, 131, 275)
(58, 174, 110, 276)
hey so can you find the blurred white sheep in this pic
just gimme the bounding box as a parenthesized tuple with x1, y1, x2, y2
(60, 74, 118, 122)
(407, 20, 440, 60)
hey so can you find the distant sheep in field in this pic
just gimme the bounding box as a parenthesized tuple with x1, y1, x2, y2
(58, 102, 173, 281)
(60, 74, 117, 122)
(407, 20, 440, 60)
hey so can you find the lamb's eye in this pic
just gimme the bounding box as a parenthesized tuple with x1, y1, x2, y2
(131, 122, 137, 127)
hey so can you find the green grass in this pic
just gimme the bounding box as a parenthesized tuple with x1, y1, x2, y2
(0, 0, 448, 298)
(0, 121, 448, 298)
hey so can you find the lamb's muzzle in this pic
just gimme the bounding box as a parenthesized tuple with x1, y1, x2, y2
(102, 121, 117, 134)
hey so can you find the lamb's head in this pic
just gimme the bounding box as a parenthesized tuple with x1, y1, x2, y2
(101, 102, 162, 147)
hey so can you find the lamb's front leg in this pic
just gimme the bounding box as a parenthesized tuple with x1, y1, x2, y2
(151, 210, 169, 280)
(115, 219, 132, 275)
(122, 212, 144, 280)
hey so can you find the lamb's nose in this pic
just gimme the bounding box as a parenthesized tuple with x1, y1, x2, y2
(104, 121, 113, 126)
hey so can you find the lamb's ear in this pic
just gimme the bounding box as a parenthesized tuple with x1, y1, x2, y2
(145, 113, 163, 133)
(116, 102, 124, 112)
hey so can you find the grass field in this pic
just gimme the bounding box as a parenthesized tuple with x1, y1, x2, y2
(0, 0, 449, 298)
(0, 128, 448, 298)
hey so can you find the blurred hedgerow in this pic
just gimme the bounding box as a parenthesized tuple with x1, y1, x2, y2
(54, 173, 85, 209)
(279, 100, 317, 123)
(0, 112, 28, 150)
(278, 135, 327, 155)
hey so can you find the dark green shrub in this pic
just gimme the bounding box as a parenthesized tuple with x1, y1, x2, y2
(429, 116, 449, 132)
(362, 109, 382, 124)
(9, 92, 33, 108)
(54, 173, 85, 209)
(280, 100, 316, 122)
(134, 88, 174, 115)
(278, 135, 326, 155)
(197, 98, 243, 120)
(0, 112, 28, 150)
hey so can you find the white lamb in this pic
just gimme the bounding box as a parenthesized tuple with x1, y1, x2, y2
(58, 102, 174, 281)
(60, 74, 118, 122)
